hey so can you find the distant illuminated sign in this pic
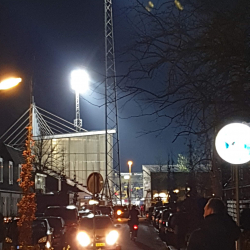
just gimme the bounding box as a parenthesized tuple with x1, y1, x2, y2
(215, 123, 250, 164)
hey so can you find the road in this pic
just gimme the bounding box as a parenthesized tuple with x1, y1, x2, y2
(115, 218, 167, 250)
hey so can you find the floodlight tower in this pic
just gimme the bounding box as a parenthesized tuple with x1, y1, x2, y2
(103, 0, 122, 204)
(70, 69, 89, 131)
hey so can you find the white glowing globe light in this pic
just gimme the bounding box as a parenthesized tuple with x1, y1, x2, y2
(71, 69, 89, 93)
(215, 123, 250, 164)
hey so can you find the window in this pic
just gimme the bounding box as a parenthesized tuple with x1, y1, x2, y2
(9, 161, 13, 184)
(0, 158, 3, 183)
(18, 164, 22, 182)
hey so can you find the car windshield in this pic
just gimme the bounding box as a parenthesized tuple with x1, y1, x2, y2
(98, 207, 111, 214)
(79, 217, 113, 229)
(46, 218, 63, 229)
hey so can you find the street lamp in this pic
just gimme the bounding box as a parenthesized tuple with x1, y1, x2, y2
(0, 77, 22, 90)
(215, 122, 250, 250)
(70, 69, 89, 131)
(127, 161, 133, 208)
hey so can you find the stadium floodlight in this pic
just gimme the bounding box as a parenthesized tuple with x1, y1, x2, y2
(71, 69, 89, 93)
(70, 69, 89, 131)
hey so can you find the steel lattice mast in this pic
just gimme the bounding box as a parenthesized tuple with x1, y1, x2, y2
(103, 0, 122, 204)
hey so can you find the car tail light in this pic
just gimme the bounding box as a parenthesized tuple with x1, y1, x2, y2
(163, 221, 165, 224)
(133, 225, 138, 230)
(117, 210, 122, 215)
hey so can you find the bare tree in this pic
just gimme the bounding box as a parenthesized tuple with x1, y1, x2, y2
(117, 0, 250, 195)
(32, 134, 65, 175)
(119, 0, 250, 140)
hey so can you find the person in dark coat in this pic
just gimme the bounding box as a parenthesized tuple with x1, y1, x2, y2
(187, 198, 240, 250)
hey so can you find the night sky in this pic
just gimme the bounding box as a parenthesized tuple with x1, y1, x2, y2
(0, 0, 185, 172)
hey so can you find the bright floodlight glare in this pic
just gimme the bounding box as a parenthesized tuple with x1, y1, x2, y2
(215, 123, 250, 164)
(0, 77, 22, 90)
(71, 69, 89, 93)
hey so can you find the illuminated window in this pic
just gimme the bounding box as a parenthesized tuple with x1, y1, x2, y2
(0, 158, 3, 183)
(9, 161, 13, 184)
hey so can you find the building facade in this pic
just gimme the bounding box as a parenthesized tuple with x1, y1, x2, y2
(114, 172, 143, 205)
(0, 143, 23, 216)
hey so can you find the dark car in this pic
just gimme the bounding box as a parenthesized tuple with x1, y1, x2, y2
(4, 218, 54, 250)
(164, 211, 189, 248)
(113, 205, 129, 219)
(155, 207, 169, 229)
(44, 205, 79, 248)
(75, 215, 121, 250)
(152, 206, 167, 227)
(42, 216, 66, 250)
(44, 205, 79, 227)
(158, 209, 171, 239)
(146, 206, 154, 221)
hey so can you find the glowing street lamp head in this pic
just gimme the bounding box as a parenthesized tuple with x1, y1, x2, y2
(71, 69, 89, 93)
(128, 161, 133, 167)
(215, 123, 250, 164)
(0, 77, 22, 90)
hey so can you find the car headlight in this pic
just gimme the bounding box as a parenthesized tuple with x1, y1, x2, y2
(38, 236, 47, 243)
(77, 231, 91, 247)
(106, 230, 119, 246)
(5, 237, 12, 243)
(117, 210, 122, 215)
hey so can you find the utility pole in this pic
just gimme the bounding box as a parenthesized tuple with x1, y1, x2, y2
(103, 0, 122, 205)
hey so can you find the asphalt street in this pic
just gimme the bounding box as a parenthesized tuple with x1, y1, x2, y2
(115, 218, 168, 250)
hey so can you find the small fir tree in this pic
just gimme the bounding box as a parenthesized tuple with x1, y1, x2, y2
(17, 125, 37, 246)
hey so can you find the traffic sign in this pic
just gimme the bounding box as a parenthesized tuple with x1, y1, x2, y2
(87, 172, 104, 194)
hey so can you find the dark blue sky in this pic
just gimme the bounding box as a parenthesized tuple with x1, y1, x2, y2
(0, 0, 186, 172)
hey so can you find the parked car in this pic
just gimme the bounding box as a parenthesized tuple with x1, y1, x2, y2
(164, 210, 189, 248)
(113, 205, 129, 219)
(42, 216, 66, 250)
(146, 206, 154, 221)
(44, 205, 79, 248)
(4, 218, 54, 250)
(75, 215, 121, 250)
(44, 205, 79, 227)
(155, 207, 168, 229)
(158, 209, 172, 239)
(152, 206, 167, 227)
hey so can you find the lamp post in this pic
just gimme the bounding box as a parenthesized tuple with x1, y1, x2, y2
(70, 69, 89, 131)
(128, 161, 133, 208)
(215, 122, 250, 250)
(0, 77, 22, 90)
